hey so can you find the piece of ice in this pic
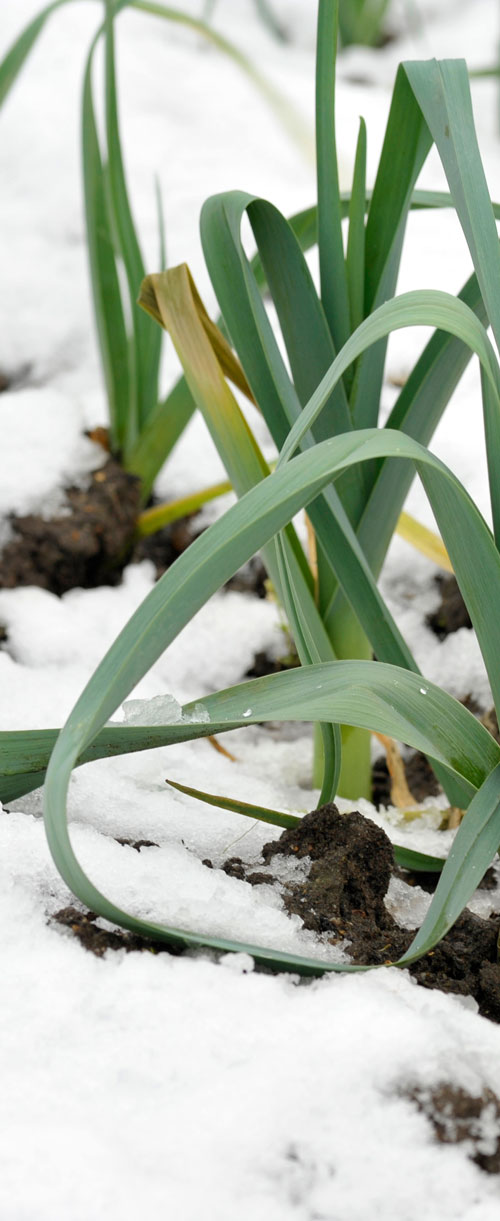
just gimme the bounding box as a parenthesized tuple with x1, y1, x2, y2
(269, 853, 312, 885)
(122, 694, 182, 725)
(121, 694, 210, 726)
(384, 876, 431, 930)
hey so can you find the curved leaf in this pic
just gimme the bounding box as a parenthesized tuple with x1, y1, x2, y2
(0, 0, 74, 107)
(43, 428, 500, 970)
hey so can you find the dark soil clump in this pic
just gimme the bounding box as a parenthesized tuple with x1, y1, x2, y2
(251, 803, 500, 1021)
(0, 457, 141, 595)
(408, 1083, 500, 1174)
(114, 837, 159, 852)
(263, 805, 395, 944)
(220, 856, 276, 887)
(428, 574, 472, 638)
(222, 857, 247, 881)
(52, 906, 183, 959)
(246, 871, 276, 887)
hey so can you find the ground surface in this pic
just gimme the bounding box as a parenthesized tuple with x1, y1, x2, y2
(2, 0, 500, 1217)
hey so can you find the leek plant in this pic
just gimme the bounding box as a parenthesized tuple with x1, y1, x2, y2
(138, 0, 500, 800)
(0, 0, 308, 508)
(5, 0, 500, 975)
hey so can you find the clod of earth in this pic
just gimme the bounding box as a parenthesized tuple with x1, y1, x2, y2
(262, 805, 394, 936)
(0, 457, 141, 595)
(228, 804, 500, 1021)
(114, 837, 159, 851)
(51, 802, 500, 1024)
(52, 906, 182, 958)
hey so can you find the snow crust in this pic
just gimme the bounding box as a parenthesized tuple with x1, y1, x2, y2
(2, 0, 500, 1216)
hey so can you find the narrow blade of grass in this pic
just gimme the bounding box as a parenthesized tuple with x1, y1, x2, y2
(315, 0, 350, 352)
(350, 65, 432, 436)
(0, 0, 73, 107)
(166, 776, 299, 829)
(364, 67, 432, 315)
(104, 2, 152, 444)
(165, 775, 446, 872)
(346, 117, 367, 334)
(82, 33, 131, 454)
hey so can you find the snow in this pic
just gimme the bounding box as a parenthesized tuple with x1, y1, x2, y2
(0, 388, 104, 517)
(2, 0, 500, 1216)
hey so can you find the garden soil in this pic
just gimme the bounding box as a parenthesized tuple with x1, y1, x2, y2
(61, 800, 500, 1029)
(221, 804, 500, 1025)
(0, 457, 142, 594)
(0, 456, 203, 595)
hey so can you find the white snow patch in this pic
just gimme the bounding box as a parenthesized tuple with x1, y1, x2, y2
(0, 388, 104, 516)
